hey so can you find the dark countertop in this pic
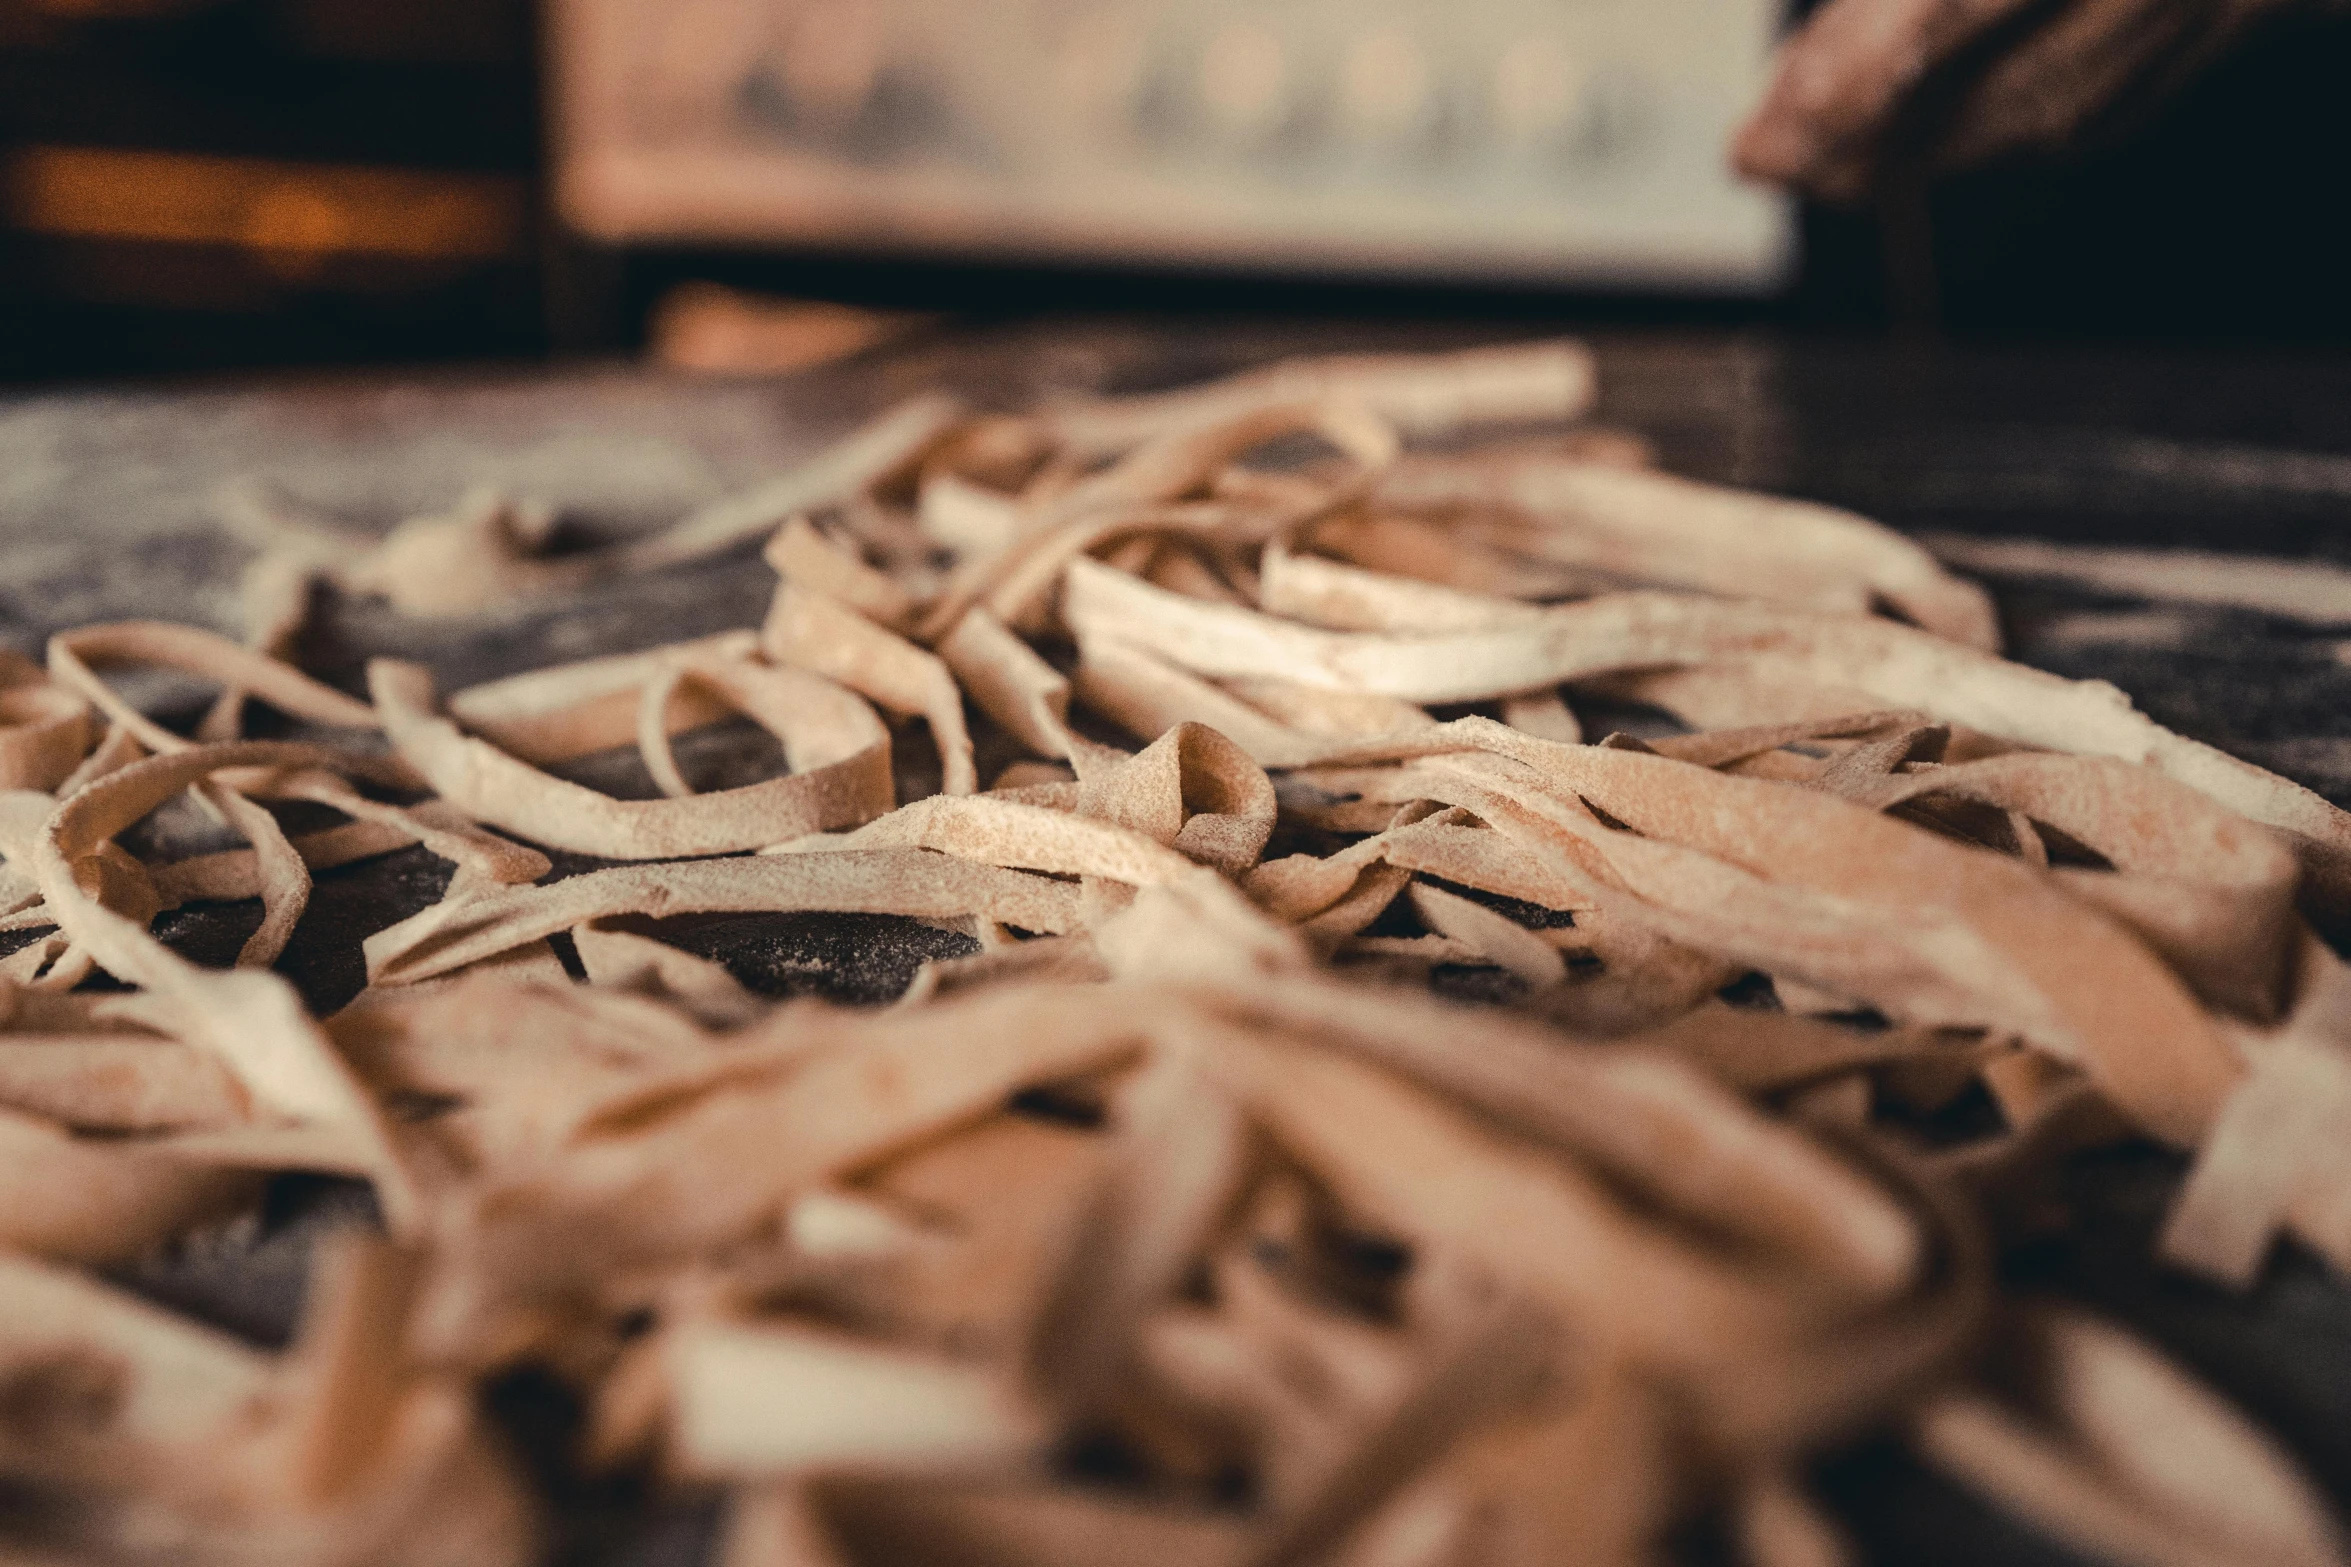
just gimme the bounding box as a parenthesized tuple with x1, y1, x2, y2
(6, 323, 2351, 1566)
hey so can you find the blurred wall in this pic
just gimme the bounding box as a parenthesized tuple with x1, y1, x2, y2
(2, 0, 2348, 383)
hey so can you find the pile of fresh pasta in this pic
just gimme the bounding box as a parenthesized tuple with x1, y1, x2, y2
(2, 340, 2348, 1567)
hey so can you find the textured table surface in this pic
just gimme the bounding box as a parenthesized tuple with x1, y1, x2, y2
(5, 322, 2351, 1566)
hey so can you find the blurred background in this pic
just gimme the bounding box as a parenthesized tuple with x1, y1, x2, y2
(2, 0, 2348, 385)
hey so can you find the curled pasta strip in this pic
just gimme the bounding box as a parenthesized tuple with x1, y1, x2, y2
(0, 651, 92, 792)
(370, 654, 894, 859)
(50, 621, 398, 760)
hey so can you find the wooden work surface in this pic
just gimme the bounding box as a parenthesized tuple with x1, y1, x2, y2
(5, 322, 2351, 1565)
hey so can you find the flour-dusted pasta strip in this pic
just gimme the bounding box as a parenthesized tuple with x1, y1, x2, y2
(666, 1319, 1051, 1481)
(1189, 970, 1922, 1305)
(1845, 752, 2302, 1021)
(1039, 340, 1597, 457)
(2160, 940, 2351, 1285)
(364, 850, 1083, 985)
(1218, 1038, 1849, 1370)
(447, 632, 761, 763)
(1405, 882, 1565, 991)
(0, 1033, 248, 1131)
(1376, 454, 2001, 649)
(766, 516, 924, 633)
(0, 651, 92, 792)
(437, 988, 1166, 1309)
(572, 919, 768, 1030)
(145, 799, 531, 909)
(809, 795, 1206, 888)
(1072, 721, 1278, 877)
(763, 584, 976, 797)
(921, 401, 1400, 640)
(371, 658, 893, 859)
(938, 607, 1082, 761)
(1074, 635, 1347, 768)
(1212, 674, 1432, 742)
(0, 1104, 260, 1262)
(264, 771, 554, 885)
(49, 620, 402, 766)
(1258, 539, 1553, 634)
(198, 778, 310, 968)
